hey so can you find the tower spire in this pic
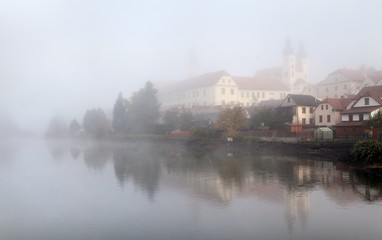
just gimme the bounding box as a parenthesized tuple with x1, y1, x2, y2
(284, 38, 293, 55)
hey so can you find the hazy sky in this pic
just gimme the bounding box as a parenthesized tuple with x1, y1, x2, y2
(1, 0, 382, 133)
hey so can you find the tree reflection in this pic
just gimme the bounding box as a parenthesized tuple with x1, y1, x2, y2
(83, 144, 111, 170)
(112, 144, 161, 200)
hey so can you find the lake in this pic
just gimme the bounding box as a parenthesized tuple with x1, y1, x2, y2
(0, 139, 381, 240)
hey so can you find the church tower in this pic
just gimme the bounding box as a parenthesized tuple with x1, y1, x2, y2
(295, 43, 308, 83)
(282, 40, 309, 92)
(282, 39, 296, 88)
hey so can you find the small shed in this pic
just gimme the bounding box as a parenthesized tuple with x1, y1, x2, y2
(314, 127, 333, 141)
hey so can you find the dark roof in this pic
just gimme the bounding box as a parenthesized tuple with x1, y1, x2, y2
(233, 76, 289, 91)
(287, 94, 320, 107)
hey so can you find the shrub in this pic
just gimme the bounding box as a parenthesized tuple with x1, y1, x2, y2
(188, 128, 222, 144)
(351, 139, 382, 164)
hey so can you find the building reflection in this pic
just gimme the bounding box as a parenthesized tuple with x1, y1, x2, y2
(61, 141, 382, 226)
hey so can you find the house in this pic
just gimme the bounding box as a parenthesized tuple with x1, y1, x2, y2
(335, 85, 382, 138)
(316, 68, 382, 99)
(317, 69, 365, 99)
(276, 94, 320, 132)
(314, 98, 352, 128)
(157, 70, 291, 111)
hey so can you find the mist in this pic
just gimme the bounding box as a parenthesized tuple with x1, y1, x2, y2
(1, 0, 382, 135)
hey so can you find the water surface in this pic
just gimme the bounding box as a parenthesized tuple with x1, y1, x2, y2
(0, 139, 381, 240)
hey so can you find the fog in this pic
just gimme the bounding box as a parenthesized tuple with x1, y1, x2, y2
(1, 0, 382, 134)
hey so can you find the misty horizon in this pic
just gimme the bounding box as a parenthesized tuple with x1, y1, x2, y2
(1, 0, 382, 134)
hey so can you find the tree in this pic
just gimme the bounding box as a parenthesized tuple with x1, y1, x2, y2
(129, 81, 160, 133)
(83, 108, 110, 138)
(215, 104, 248, 137)
(250, 106, 291, 130)
(112, 93, 127, 133)
(366, 110, 382, 129)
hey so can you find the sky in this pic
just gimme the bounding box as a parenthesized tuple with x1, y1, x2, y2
(1, 0, 382, 134)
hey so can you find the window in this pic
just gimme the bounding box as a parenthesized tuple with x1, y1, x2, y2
(310, 118, 314, 124)
(321, 105, 324, 110)
(326, 105, 328, 110)
(310, 107, 313, 113)
(319, 115, 323, 123)
(252, 92, 255, 98)
(364, 97, 369, 105)
(349, 115, 353, 121)
(302, 107, 306, 113)
(262, 92, 265, 98)
(327, 115, 331, 123)
(246, 92, 249, 98)
(359, 114, 364, 121)
(257, 92, 260, 98)
(302, 118, 306, 125)
(231, 89, 235, 95)
(221, 88, 225, 95)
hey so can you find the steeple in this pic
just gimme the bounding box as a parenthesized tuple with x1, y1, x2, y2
(297, 42, 306, 58)
(284, 38, 294, 55)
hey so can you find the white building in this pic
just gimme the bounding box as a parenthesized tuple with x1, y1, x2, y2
(158, 70, 291, 110)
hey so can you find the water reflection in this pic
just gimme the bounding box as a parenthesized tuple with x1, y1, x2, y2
(113, 144, 161, 200)
(59, 141, 382, 233)
(63, 141, 382, 206)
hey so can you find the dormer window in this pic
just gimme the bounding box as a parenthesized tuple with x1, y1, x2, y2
(365, 97, 369, 105)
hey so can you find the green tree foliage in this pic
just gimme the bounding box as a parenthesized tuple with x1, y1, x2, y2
(83, 108, 110, 138)
(129, 81, 160, 133)
(215, 104, 248, 137)
(112, 93, 127, 133)
(351, 139, 382, 164)
(366, 110, 382, 129)
(163, 108, 195, 132)
(251, 106, 292, 130)
(45, 116, 67, 138)
(69, 119, 81, 136)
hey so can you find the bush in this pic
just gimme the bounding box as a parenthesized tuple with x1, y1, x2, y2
(351, 139, 382, 164)
(187, 128, 222, 144)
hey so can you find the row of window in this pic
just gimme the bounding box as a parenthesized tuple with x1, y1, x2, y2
(301, 118, 314, 125)
(324, 84, 348, 92)
(318, 115, 331, 123)
(301, 107, 314, 114)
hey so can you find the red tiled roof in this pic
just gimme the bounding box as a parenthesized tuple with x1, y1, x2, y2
(366, 70, 382, 84)
(354, 85, 382, 105)
(342, 106, 381, 114)
(255, 67, 282, 79)
(233, 76, 289, 91)
(157, 70, 230, 93)
(320, 98, 353, 111)
(330, 68, 365, 82)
